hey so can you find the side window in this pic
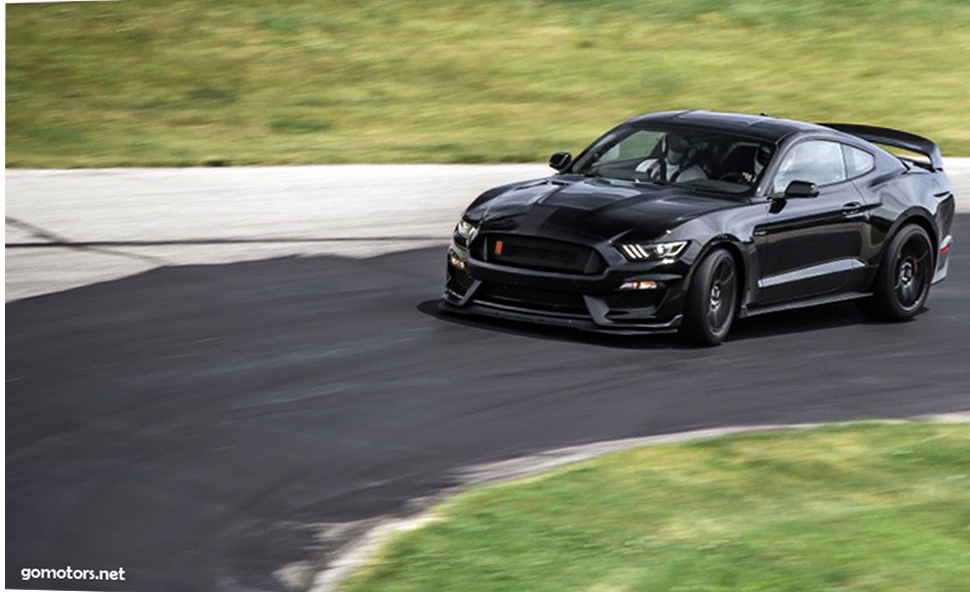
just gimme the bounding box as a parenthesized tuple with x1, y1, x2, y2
(772, 140, 847, 193)
(843, 145, 875, 178)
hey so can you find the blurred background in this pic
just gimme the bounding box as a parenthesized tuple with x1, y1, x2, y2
(7, 0, 970, 168)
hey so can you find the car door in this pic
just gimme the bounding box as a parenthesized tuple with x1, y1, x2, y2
(753, 139, 870, 305)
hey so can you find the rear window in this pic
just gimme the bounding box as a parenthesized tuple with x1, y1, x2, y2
(843, 145, 875, 178)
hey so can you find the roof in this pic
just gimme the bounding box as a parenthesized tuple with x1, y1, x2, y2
(627, 110, 829, 143)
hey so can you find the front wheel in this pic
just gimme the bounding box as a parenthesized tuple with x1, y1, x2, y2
(680, 248, 738, 346)
(861, 224, 934, 321)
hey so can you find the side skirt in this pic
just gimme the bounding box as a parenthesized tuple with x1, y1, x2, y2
(741, 291, 872, 318)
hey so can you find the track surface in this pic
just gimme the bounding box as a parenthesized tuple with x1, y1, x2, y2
(7, 219, 970, 591)
(6, 164, 970, 591)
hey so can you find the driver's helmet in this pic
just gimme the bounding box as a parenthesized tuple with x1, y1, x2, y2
(666, 133, 691, 155)
(756, 146, 771, 167)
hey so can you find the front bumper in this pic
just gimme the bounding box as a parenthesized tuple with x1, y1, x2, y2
(441, 244, 690, 334)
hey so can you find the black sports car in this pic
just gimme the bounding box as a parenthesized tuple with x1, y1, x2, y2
(441, 110, 954, 345)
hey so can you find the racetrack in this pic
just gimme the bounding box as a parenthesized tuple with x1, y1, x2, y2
(6, 163, 970, 591)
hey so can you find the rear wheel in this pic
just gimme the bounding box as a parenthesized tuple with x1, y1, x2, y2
(680, 248, 738, 346)
(862, 224, 933, 321)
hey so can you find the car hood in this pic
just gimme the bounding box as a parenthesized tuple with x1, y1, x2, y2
(466, 176, 747, 244)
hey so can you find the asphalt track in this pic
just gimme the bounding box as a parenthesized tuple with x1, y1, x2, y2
(6, 165, 970, 591)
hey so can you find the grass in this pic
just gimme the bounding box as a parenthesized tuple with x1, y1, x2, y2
(6, 0, 970, 167)
(342, 421, 970, 592)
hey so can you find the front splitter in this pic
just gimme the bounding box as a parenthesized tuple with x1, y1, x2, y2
(439, 297, 682, 335)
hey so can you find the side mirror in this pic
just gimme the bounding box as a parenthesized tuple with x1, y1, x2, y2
(549, 151, 572, 172)
(783, 180, 819, 198)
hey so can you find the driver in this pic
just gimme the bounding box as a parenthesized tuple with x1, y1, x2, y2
(635, 133, 708, 183)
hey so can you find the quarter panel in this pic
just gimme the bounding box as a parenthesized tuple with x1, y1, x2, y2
(853, 165, 952, 287)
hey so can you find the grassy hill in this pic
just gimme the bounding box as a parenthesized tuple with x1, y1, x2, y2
(6, 0, 970, 167)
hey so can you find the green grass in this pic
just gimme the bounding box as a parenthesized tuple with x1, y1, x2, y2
(343, 421, 970, 592)
(6, 0, 970, 167)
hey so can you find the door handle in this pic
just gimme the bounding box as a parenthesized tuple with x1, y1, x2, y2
(842, 202, 865, 218)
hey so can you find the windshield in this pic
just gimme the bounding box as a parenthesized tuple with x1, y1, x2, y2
(571, 126, 774, 195)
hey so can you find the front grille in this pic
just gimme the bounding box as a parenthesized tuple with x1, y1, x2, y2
(476, 235, 605, 275)
(476, 282, 588, 315)
(605, 289, 665, 310)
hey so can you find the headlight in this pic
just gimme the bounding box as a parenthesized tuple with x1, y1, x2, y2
(616, 240, 688, 262)
(455, 218, 477, 241)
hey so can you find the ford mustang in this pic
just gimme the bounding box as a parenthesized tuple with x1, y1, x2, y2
(441, 110, 955, 345)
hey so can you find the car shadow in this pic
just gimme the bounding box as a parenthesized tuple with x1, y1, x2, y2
(729, 301, 913, 341)
(418, 298, 912, 348)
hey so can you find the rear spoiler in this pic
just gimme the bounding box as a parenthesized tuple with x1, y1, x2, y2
(819, 123, 943, 171)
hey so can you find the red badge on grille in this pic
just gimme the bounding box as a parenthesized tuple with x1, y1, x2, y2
(494, 240, 504, 255)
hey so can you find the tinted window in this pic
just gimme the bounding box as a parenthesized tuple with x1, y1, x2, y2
(597, 130, 664, 164)
(572, 126, 773, 195)
(773, 140, 847, 192)
(843, 145, 875, 178)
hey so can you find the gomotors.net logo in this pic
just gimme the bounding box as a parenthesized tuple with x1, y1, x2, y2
(21, 566, 126, 583)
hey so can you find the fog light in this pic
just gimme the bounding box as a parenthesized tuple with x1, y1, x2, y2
(619, 280, 658, 290)
(449, 251, 467, 270)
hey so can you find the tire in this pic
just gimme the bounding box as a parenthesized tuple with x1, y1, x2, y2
(861, 224, 934, 321)
(680, 248, 739, 346)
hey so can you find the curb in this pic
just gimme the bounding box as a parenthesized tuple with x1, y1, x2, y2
(304, 411, 970, 591)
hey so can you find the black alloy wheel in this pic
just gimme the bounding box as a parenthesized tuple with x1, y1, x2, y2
(863, 224, 934, 321)
(681, 248, 738, 346)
